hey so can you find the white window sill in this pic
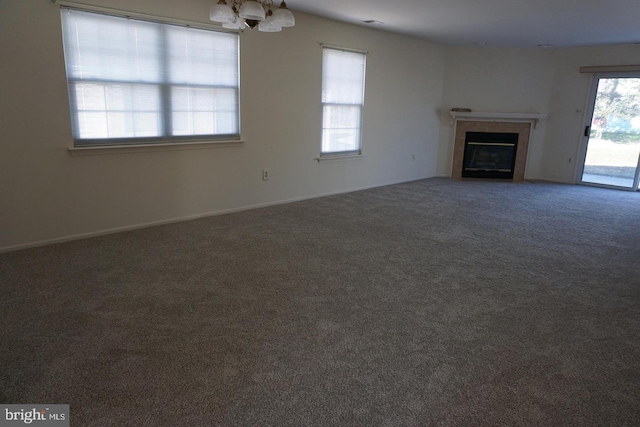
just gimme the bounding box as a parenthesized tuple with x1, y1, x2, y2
(68, 139, 246, 156)
(315, 153, 365, 163)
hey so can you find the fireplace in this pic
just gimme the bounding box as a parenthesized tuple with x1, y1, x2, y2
(462, 132, 518, 179)
(449, 113, 544, 182)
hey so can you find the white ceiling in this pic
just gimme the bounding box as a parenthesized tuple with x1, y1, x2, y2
(289, 0, 640, 48)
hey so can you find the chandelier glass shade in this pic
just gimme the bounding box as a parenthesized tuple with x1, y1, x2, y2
(210, 0, 295, 31)
(258, 12, 282, 32)
(209, 2, 236, 23)
(239, 1, 266, 21)
(271, 3, 295, 27)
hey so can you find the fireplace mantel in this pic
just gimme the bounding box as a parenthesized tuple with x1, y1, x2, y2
(449, 111, 547, 128)
(449, 112, 547, 181)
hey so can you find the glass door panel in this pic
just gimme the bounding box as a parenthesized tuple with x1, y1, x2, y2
(581, 77, 640, 190)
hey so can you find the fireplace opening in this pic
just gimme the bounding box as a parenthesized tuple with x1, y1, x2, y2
(462, 132, 519, 179)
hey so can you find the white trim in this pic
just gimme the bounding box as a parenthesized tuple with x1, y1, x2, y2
(315, 153, 365, 163)
(68, 139, 246, 156)
(320, 43, 368, 54)
(576, 72, 640, 189)
(321, 47, 367, 160)
(55, 0, 238, 33)
(633, 153, 640, 190)
(448, 119, 458, 177)
(578, 181, 640, 192)
(0, 176, 433, 253)
(448, 111, 546, 128)
(575, 74, 599, 184)
(60, 7, 241, 149)
(579, 65, 640, 74)
(524, 123, 535, 180)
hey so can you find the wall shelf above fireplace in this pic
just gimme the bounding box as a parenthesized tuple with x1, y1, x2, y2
(448, 111, 547, 128)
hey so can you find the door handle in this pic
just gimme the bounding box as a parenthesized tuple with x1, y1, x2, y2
(584, 126, 590, 137)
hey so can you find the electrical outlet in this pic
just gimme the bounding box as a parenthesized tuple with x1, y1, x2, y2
(262, 169, 270, 181)
(568, 158, 572, 163)
(412, 154, 416, 161)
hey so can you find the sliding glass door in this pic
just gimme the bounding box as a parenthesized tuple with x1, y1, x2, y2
(579, 75, 640, 190)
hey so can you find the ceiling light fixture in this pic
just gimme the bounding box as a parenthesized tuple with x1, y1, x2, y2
(210, 0, 295, 32)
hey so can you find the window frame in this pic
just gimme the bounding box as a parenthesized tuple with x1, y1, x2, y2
(320, 45, 367, 158)
(59, 5, 241, 148)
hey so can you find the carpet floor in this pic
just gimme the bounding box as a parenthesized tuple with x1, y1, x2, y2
(1, 178, 640, 426)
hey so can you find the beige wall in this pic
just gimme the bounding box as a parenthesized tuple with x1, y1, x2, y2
(438, 47, 553, 179)
(438, 44, 640, 182)
(0, 0, 446, 250)
(541, 44, 640, 183)
(3, 0, 640, 251)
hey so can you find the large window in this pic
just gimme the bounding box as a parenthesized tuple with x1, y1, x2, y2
(60, 8, 240, 146)
(321, 47, 366, 156)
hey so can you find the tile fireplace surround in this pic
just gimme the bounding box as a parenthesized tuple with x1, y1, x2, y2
(449, 112, 546, 182)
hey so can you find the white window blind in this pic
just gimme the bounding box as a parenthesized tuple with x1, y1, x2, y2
(321, 47, 366, 155)
(60, 8, 240, 146)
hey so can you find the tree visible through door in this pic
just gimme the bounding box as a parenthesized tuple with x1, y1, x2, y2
(581, 77, 640, 189)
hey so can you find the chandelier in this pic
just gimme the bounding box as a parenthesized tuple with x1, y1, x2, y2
(210, 0, 295, 32)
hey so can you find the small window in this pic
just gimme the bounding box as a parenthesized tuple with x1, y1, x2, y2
(321, 47, 367, 156)
(60, 8, 240, 146)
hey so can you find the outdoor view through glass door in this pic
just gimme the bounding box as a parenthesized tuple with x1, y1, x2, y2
(580, 76, 640, 190)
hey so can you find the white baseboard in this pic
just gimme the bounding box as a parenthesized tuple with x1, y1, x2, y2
(1, 175, 432, 253)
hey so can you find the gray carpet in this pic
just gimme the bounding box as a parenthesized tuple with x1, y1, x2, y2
(2, 178, 640, 426)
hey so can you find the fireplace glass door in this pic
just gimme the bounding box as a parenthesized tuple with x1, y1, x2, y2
(462, 132, 518, 179)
